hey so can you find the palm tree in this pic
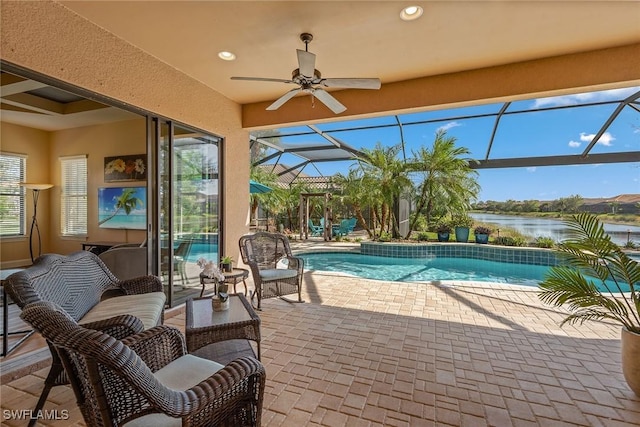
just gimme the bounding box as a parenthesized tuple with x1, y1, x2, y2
(406, 130, 479, 238)
(334, 169, 374, 237)
(357, 143, 410, 238)
(98, 188, 143, 226)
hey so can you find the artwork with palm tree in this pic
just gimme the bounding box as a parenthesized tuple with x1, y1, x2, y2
(98, 186, 146, 229)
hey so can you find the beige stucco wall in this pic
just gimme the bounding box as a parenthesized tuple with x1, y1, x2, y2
(0, 123, 51, 266)
(1, 0, 249, 264)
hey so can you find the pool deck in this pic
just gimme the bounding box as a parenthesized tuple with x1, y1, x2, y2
(2, 236, 640, 425)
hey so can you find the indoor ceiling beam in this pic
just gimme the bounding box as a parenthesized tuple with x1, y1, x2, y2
(0, 76, 48, 96)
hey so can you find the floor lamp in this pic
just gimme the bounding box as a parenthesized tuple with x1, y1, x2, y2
(21, 183, 53, 263)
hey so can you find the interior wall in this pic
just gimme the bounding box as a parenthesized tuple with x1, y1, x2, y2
(0, 122, 51, 267)
(1, 1, 250, 263)
(49, 118, 147, 255)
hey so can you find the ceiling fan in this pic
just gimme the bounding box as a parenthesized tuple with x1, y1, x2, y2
(231, 33, 381, 114)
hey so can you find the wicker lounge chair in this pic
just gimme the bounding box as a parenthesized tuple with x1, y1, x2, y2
(239, 232, 304, 309)
(20, 301, 266, 427)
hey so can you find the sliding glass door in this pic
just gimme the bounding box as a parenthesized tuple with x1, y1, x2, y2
(149, 118, 221, 307)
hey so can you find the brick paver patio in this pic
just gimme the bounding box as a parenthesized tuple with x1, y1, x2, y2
(2, 269, 639, 426)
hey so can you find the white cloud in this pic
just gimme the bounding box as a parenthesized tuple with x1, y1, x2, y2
(579, 131, 615, 146)
(526, 167, 537, 172)
(568, 141, 581, 148)
(531, 87, 639, 109)
(436, 121, 462, 133)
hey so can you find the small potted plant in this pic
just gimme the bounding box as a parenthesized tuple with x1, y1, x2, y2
(197, 258, 229, 311)
(436, 222, 452, 242)
(452, 214, 473, 243)
(220, 255, 233, 272)
(473, 226, 492, 244)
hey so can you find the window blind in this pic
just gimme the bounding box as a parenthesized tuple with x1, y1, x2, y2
(0, 153, 26, 236)
(60, 155, 87, 236)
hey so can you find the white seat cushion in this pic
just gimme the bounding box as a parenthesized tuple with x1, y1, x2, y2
(259, 268, 298, 281)
(80, 292, 166, 330)
(124, 355, 224, 426)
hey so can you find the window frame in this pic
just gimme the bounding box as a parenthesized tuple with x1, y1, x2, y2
(60, 155, 88, 237)
(0, 152, 27, 238)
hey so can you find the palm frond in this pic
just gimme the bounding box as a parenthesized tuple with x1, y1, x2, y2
(538, 213, 640, 331)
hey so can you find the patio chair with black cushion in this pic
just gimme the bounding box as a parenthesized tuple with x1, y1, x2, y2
(239, 232, 304, 310)
(20, 301, 266, 427)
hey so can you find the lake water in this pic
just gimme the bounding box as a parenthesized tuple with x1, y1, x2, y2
(470, 213, 640, 245)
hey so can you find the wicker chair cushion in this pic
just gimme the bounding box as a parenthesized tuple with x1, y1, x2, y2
(79, 292, 166, 330)
(259, 269, 299, 281)
(125, 355, 224, 427)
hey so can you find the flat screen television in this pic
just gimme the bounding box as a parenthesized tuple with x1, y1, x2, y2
(98, 186, 147, 230)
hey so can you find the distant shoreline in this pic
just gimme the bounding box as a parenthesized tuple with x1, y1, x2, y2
(470, 211, 640, 227)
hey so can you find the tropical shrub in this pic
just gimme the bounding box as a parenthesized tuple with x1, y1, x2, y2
(473, 226, 492, 235)
(436, 222, 452, 233)
(378, 231, 392, 242)
(452, 213, 473, 229)
(416, 231, 430, 241)
(536, 237, 555, 248)
(494, 236, 527, 247)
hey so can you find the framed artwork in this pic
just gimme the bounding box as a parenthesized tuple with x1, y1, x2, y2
(104, 154, 147, 182)
(98, 186, 147, 230)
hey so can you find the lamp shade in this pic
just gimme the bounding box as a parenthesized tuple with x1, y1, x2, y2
(20, 183, 53, 190)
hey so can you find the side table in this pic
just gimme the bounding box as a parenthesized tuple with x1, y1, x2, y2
(185, 294, 261, 365)
(199, 268, 249, 297)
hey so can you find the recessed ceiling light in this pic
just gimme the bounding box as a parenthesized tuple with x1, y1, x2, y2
(218, 51, 236, 61)
(400, 5, 423, 21)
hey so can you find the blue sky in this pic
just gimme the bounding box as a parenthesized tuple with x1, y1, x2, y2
(263, 87, 640, 202)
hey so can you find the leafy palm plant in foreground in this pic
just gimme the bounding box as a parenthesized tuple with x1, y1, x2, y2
(539, 213, 640, 333)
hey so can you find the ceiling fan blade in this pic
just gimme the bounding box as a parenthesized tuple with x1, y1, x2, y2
(297, 49, 316, 78)
(313, 88, 346, 114)
(266, 88, 302, 110)
(231, 76, 293, 84)
(321, 78, 381, 89)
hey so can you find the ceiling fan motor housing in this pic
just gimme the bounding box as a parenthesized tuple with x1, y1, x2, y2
(292, 68, 321, 83)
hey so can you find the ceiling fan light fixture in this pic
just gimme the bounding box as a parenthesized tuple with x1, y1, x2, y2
(218, 51, 236, 61)
(400, 5, 423, 21)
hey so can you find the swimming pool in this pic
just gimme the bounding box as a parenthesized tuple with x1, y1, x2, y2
(299, 251, 633, 291)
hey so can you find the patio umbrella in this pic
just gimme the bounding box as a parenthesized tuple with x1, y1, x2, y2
(250, 179, 272, 194)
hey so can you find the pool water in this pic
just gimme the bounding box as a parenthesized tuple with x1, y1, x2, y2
(300, 252, 547, 286)
(299, 252, 634, 291)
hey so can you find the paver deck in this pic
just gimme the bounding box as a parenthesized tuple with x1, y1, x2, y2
(2, 250, 639, 426)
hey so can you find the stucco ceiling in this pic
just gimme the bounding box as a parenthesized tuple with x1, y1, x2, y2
(58, 1, 640, 106)
(2, 1, 639, 134)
